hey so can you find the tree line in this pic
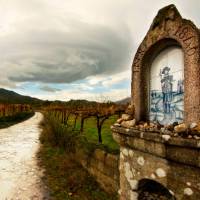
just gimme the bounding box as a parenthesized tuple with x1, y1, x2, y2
(0, 104, 32, 118)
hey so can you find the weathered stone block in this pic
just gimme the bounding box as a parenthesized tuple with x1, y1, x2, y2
(74, 147, 119, 194)
(166, 146, 200, 167)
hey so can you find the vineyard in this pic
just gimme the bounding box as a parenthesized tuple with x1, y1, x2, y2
(0, 104, 34, 128)
(43, 101, 126, 153)
(38, 101, 126, 199)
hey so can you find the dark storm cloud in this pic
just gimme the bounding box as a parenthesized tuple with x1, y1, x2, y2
(5, 20, 133, 84)
(40, 85, 61, 92)
(2, 0, 199, 91)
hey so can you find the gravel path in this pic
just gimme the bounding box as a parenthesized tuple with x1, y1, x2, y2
(0, 112, 49, 200)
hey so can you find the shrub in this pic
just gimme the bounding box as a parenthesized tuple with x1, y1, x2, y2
(43, 113, 80, 152)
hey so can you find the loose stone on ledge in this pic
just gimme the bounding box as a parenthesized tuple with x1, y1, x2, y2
(190, 122, 197, 129)
(116, 118, 123, 124)
(114, 123, 121, 127)
(121, 114, 133, 121)
(174, 123, 188, 133)
(121, 119, 136, 128)
(162, 135, 171, 141)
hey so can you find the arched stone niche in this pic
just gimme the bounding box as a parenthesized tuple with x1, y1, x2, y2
(131, 4, 200, 124)
(137, 179, 176, 200)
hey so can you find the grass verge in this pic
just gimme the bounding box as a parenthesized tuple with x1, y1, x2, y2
(38, 117, 118, 200)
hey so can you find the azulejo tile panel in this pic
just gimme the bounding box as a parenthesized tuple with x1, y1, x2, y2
(150, 47, 184, 125)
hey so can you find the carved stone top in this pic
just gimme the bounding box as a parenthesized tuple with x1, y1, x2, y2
(150, 4, 181, 31)
(131, 4, 200, 124)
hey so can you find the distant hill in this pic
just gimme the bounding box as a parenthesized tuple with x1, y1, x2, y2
(0, 88, 43, 105)
(116, 97, 131, 105)
(0, 88, 131, 107)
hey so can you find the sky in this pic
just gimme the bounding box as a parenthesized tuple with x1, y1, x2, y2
(0, 0, 199, 102)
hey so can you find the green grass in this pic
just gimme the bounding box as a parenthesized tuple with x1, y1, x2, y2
(0, 111, 35, 129)
(67, 114, 119, 154)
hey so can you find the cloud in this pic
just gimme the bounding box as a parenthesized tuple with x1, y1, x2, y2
(36, 87, 130, 102)
(40, 85, 61, 92)
(84, 70, 131, 89)
(0, 9, 133, 86)
(0, 0, 200, 101)
(102, 70, 131, 87)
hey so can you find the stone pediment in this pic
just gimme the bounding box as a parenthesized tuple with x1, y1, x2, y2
(150, 4, 181, 31)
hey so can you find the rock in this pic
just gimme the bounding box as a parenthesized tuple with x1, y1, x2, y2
(160, 127, 172, 135)
(149, 122, 155, 127)
(160, 127, 165, 133)
(121, 114, 132, 121)
(121, 119, 136, 128)
(149, 127, 154, 132)
(173, 121, 179, 127)
(143, 123, 148, 128)
(157, 122, 164, 130)
(114, 123, 121, 127)
(166, 124, 174, 131)
(164, 130, 172, 135)
(125, 104, 135, 115)
(190, 122, 197, 129)
(139, 124, 144, 131)
(174, 123, 188, 133)
(162, 135, 171, 141)
(188, 135, 192, 139)
(190, 130, 198, 136)
(190, 121, 200, 133)
(116, 118, 123, 124)
(193, 135, 200, 140)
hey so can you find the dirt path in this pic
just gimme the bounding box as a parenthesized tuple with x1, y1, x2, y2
(0, 112, 49, 200)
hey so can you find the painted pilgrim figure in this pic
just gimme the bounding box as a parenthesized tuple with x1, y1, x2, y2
(160, 66, 173, 114)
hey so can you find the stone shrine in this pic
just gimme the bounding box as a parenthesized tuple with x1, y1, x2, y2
(111, 4, 200, 200)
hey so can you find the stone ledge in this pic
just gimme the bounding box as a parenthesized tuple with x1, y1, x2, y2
(111, 125, 200, 149)
(111, 125, 200, 168)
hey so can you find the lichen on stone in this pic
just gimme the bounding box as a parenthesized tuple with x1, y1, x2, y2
(137, 156, 145, 166)
(155, 168, 166, 178)
(184, 187, 193, 196)
(128, 149, 134, 157)
(122, 148, 129, 157)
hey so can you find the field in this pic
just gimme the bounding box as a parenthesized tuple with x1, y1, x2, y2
(0, 104, 34, 129)
(67, 114, 119, 153)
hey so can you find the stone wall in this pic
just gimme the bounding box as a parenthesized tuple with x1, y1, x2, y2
(111, 4, 200, 200)
(75, 148, 119, 194)
(112, 125, 200, 200)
